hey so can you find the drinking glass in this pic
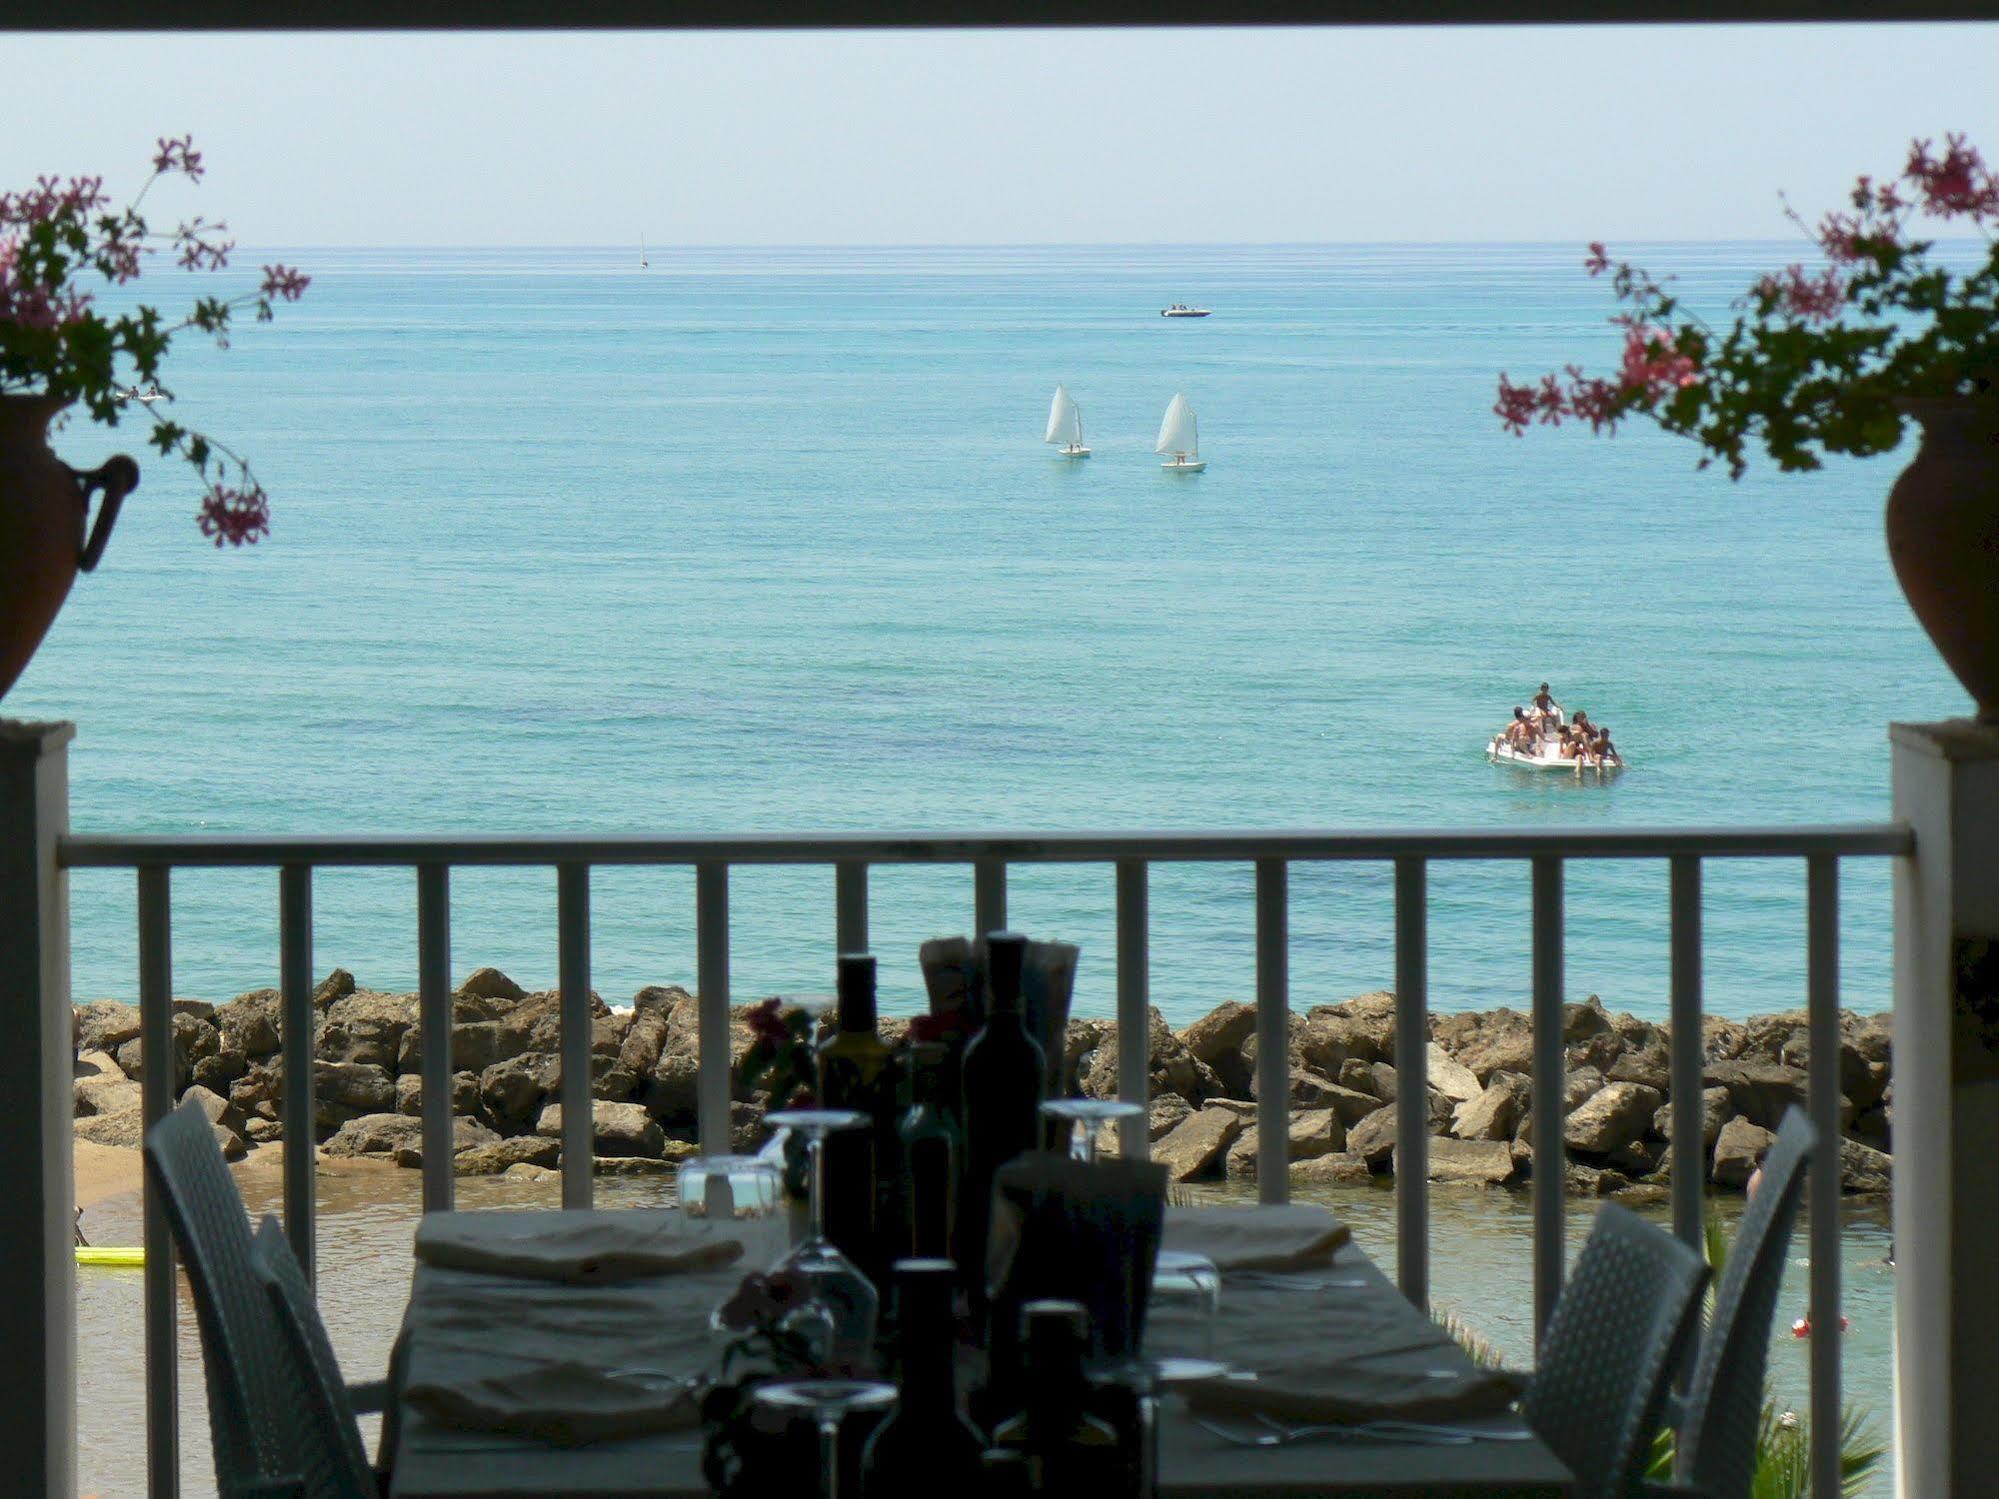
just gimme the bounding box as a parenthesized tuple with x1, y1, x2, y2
(764, 1109, 879, 1366)
(752, 1377, 896, 1499)
(1039, 1097, 1144, 1164)
(679, 1154, 787, 1307)
(1146, 1249, 1222, 1360)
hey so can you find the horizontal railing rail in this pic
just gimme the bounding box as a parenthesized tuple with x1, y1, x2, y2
(65, 820, 1911, 1499)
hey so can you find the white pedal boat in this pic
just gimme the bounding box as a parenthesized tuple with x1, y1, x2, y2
(1487, 732, 1624, 775)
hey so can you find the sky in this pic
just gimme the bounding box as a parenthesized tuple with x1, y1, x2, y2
(4, 24, 1999, 245)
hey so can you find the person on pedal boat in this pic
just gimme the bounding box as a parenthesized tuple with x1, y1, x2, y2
(1594, 726, 1621, 767)
(1504, 707, 1535, 748)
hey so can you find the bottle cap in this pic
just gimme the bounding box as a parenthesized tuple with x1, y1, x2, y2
(1020, 1298, 1089, 1346)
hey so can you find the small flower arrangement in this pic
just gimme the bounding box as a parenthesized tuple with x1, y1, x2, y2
(0, 137, 309, 544)
(737, 998, 820, 1108)
(1496, 133, 1999, 477)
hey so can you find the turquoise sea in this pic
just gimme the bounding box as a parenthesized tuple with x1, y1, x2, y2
(19, 243, 1962, 1023)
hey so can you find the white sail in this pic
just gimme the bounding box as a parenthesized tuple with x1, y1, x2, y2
(1155, 392, 1198, 456)
(1044, 385, 1083, 447)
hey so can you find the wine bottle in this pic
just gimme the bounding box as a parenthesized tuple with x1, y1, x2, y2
(819, 952, 895, 1277)
(899, 1041, 960, 1260)
(989, 1301, 1125, 1494)
(859, 1259, 986, 1498)
(958, 932, 1046, 1300)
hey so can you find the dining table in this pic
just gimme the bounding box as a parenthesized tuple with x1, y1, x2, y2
(386, 1207, 1574, 1499)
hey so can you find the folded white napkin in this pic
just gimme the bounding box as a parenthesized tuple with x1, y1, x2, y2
(414, 1209, 743, 1284)
(404, 1357, 703, 1445)
(1161, 1203, 1351, 1272)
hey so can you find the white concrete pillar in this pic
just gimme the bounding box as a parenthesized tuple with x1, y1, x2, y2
(1891, 720, 1999, 1499)
(0, 720, 75, 1498)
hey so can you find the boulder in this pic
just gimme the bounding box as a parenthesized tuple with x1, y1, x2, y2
(1701, 1015, 1750, 1063)
(1563, 1082, 1664, 1157)
(1605, 1023, 1671, 1092)
(1704, 1060, 1808, 1132)
(452, 1134, 563, 1175)
(74, 1002, 143, 1054)
(180, 1082, 248, 1140)
(1288, 1107, 1346, 1159)
(613, 985, 681, 1084)
(1607, 1137, 1666, 1177)
(502, 1163, 560, 1184)
(1563, 997, 1626, 1073)
(1425, 1043, 1483, 1105)
(1563, 1067, 1607, 1112)
(1080, 1008, 1223, 1106)
(1224, 1132, 1260, 1182)
(1337, 1058, 1390, 1101)
(74, 1108, 148, 1150)
(1296, 1008, 1376, 1075)
(1565, 1162, 1631, 1196)
(1345, 1105, 1400, 1169)
(730, 1099, 770, 1154)
(323, 1112, 499, 1160)
(535, 1100, 668, 1159)
(1443, 1008, 1533, 1082)
(74, 1048, 124, 1082)
(316, 989, 418, 1071)
(230, 1061, 282, 1120)
(1310, 991, 1399, 1063)
(1418, 1137, 1516, 1186)
(1451, 1071, 1528, 1142)
(312, 968, 358, 1008)
(245, 1117, 283, 1144)
(314, 1060, 397, 1128)
(1652, 1086, 1732, 1152)
(213, 991, 282, 1058)
(396, 1070, 481, 1119)
(1152, 1106, 1244, 1182)
(1177, 1001, 1257, 1096)
(460, 966, 528, 1002)
(1148, 1093, 1193, 1140)
(115, 1012, 218, 1093)
(1288, 1152, 1372, 1186)
(479, 1053, 557, 1134)
(1710, 1116, 1775, 1187)
(1204, 1097, 1257, 1118)
(191, 1049, 249, 1093)
(1252, 1065, 1347, 1112)
(74, 1073, 143, 1117)
(644, 993, 757, 1119)
(1840, 1137, 1893, 1194)
(590, 1156, 675, 1177)
(171, 997, 217, 1023)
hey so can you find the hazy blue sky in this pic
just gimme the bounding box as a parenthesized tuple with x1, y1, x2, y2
(6, 25, 1998, 245)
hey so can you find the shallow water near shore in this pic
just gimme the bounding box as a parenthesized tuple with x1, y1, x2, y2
(73, 1162, 1895, 1498)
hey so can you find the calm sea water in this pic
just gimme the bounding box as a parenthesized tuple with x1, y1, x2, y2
(20, 243, 1963, 1023)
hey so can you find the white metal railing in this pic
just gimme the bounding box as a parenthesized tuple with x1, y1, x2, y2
(57, 821, 1913, 1499)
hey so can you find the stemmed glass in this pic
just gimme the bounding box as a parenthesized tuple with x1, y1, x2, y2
(763, 1109, 879, 1366)
(1039, 1097, 1145, 1164)
(752, 1378, 896, 1499)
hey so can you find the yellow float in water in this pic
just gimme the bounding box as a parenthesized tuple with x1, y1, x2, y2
(76, 1246, 144, 1268)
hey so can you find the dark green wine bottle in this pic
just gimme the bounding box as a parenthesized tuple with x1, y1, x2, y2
(859, 1259, 986, 1498)
(958, 932, 1046, 1298)
(818, 953, 895, 1276)
(990, 1301, 1125, 1493)
(899, 1041, 960, 1261)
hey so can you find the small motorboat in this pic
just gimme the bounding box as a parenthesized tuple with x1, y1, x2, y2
(1487, 704, 1624, 775)
(1161, 304, 1211, 317)
(119, 384, 164, 404)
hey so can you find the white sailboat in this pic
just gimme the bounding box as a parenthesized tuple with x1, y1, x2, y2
(1044, 384, 1090, 458)
(639, 238, 649, 270)
(1156, 392, 1205, 472)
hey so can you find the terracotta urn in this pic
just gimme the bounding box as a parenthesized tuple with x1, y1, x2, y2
(1886, 398, 1999, 723)
(0, 394, 138, 702)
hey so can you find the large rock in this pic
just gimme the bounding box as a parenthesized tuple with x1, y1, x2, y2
(74, 1001, 144, 1054)
(1840, 1137, 1892, 1194)
(1652, 1086, 1732, 1152)
(1710, 1116, 1775, 1187)
(1289, 1152, 1372, 1186)
(460, 966, 528, 1002)
(396, 1070, 481, 1119)
(1148, 1093, 1193, 1140)
(1251, 1065, 1348, 1112)
(1451, 1071, 1528, 1142)
(606, 985, 682, 1095)
(74, 1073, 143, 1118)
(1419, 1137, 1517, 1185)
(1563, 1067, 1607, 1112)
(1605, 1022, 1671, 1092)
(1563, 997, 1625, 1073)
(1308, 991, 1399, 1064)
(534, 1100, 668, 1159)
(213, 990, 282, 1058)
(1564, 1082, 1664, 1157)
(644, 993, 757, 1120)
(322, 1112, 498, 1160)
(1177, 1001, 1257, 1096)
(316, 989, 418, 1070)
(1439, 1008, 1533, 1082)
(180, 1082, 248, 1140)
(1704, 1059, 1809, 1131)
(1345, 1105, 1401, 1169)
(115, 1013, 218, 1093)
(229, 1061, 282, 1121)
(76, 1105, 244, 1159)
(480, 1053, 558, 1134)
(1152, 1105, 1243, 1182)
(191, 1048, 249, 1093)
(74, 1048, 124, 1082)
(312, 968, 358, 1008)
(1079, 1007, 1222, 1106)
(1425, 1043, 1483, 1104)
(1288, 1107, 1346, 1159)
(314, 1060, 397, 1128)
(454, 1135, 562, 1175)
(1337, 1058, 1391, 1101)
(1701, 1015, 1750, 1063)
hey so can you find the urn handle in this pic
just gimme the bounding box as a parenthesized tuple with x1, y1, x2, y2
(73, 455, 140, 574)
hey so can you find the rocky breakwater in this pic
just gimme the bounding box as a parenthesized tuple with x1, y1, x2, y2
(69, 966, 782, 1180)
(1102, 991, 1893, 1200)
(69, 970, 1893, 1200)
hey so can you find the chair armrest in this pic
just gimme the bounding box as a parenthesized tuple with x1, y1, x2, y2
(347, 1377, 392, 1414)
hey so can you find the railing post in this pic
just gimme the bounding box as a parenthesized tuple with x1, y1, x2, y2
(1891, 721, 1999, 1499)
(697, 862, 731, 1156)
(1530, 854, 1565, 1340)
(1115, 860, 1150, 1162)
(417, 864, 453, 1214)
(138, 866, 179, 1499)
(1254, 859, 1288, 1205)
(0, 721, 76, 1499)
(557, 863, 593, 1209)
(280, 864, 316, 1279)
(1393, 857, 1428, 1311)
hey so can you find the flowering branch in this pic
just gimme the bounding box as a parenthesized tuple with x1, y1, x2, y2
(0, 138, 307, 544)
(1497, 133, 1999, 478)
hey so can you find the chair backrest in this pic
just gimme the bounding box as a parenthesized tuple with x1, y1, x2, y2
(142, 1097, 291, 1491)
(251, 1217, 380, 1499)
(1676, 1106, 1817, 1499)
(1524, 1201, 1710, 1499)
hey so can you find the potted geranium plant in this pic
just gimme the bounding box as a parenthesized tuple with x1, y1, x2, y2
(0, 136, 308, 700)
(1496, 133, 1999, 720)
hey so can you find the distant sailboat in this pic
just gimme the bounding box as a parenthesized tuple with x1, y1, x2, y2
(1156, 392, 1205, 472)
(1044, 384, 1090, 458)
(639, 238, 649, 269)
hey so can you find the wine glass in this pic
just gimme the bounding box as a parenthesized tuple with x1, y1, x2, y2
(752, 1377, 896, 1499)
(1039, 1097, 1144, 1164)
(1146, 1249, 1222, 1360)
(764, 1109, 879, 1367)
